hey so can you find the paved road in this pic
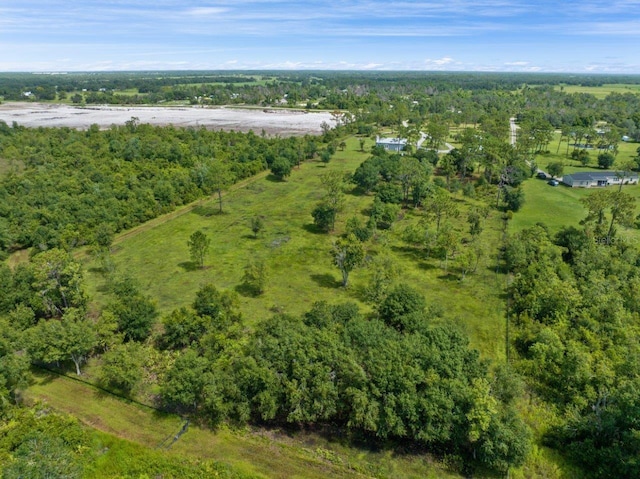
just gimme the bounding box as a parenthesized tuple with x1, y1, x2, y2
(510, 117, 518, 146)
(511, 116, 550, 178)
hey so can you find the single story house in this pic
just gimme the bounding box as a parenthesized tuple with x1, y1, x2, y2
(376, 136, 407, 152)
(562, 171, 639, 188)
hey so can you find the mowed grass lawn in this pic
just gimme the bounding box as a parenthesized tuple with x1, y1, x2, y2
(511, 136, 640, 237)
(83, 136, 508, 359)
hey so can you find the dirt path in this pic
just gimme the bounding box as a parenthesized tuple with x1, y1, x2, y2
(113, 170, 270, 246)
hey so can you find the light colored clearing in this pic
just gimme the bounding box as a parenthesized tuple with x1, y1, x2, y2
(0, 102, 333, 136)
(554, 83, 640, 99)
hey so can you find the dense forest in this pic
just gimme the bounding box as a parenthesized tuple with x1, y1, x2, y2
(1, 71, 640, 478)
(0, 121, 331, 257)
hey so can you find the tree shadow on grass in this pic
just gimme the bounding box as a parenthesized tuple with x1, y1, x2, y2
(265, 174, 285, 182)
(348, 185, 369, 197)
(310, 273, 341, 289)
(302, 223, 327, 235)
(235, 282, 261, 298)
(191, 205, 218, 217)
(178, 261, 198, 272)
(438, 272, 460, 282)
(30, 366, 59, 387)
(416, 261, 438, 271)
(95, 283, 111, 293)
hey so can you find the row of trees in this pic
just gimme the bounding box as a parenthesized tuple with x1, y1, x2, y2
(4, 71, 640, 140)
(154, 288, 530, 475)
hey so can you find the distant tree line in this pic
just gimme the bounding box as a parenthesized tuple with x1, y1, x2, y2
(2, 72, 640, 140)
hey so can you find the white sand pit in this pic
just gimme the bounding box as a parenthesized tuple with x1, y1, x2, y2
(0, 102, 334, 136)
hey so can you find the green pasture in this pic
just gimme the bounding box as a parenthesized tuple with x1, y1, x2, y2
(554, 83, 640, 98)
(83, 136, 508, 360)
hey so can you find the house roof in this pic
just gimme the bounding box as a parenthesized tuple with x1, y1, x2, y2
(376, 137, 406, 146)
(564, 171, 638, 181)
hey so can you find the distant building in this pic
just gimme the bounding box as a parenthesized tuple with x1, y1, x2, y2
(562, 171, 639, 188)
(376, 136, 407, 152)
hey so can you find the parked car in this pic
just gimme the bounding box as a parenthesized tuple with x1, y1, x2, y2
(537, 171, 547, 179)
(547, 179, 559, 186)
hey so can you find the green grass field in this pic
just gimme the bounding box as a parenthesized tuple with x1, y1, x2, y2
(81, 136, 507, 360)
(511, 135, 640, 236)
(554, 83, 640, 98)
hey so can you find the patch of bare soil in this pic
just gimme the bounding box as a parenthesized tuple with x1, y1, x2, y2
(0, 102, 334, 136)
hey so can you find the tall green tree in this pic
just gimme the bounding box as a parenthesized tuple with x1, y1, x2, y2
(581, 190, 610, 237)
(312, 202, 338, 232)
(30, 249, 87, 318)
(210, 160, 233, 213)
(24, 309, 97, 375)
(597, 152, 615, 169)
(606, 190, 635, 242)
(424, 187, 458, 233)
(192, 283, 241, 331)
(160, 307, 207, 350)
(332, 234, 365, 287)
(242, 259, 268, 296)
(547, 161, 564, 178)
(270, 157, 292, 180)
(99, 342, 144, 394)
(160, 348, 214, 414)
(188, 230, 210, 269)
(107, 276, 158, 342)
(0, 319, 30, 411)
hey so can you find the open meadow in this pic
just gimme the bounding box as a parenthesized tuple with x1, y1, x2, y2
(82, 135, 508, 360)
(19, 134, 517, 479)
(553, 83, 640, 98)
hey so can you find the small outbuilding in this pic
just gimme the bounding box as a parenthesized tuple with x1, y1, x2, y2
(562, 171, 639, 188)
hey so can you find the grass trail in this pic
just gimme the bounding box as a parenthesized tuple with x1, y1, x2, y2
(25, 369, 459, 479)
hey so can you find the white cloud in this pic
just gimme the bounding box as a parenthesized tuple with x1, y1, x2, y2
(568, 20, 640, 36)
(183, 7, 229, 16)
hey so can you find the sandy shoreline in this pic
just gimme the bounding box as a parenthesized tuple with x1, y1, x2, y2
(0, 102, 333, 136)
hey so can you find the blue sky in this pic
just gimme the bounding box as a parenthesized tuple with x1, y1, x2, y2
(1, 0, 639, 72)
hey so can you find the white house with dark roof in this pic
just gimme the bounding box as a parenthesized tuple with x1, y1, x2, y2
(562, 171, 639, 188)
(375, 136, 407, 152)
